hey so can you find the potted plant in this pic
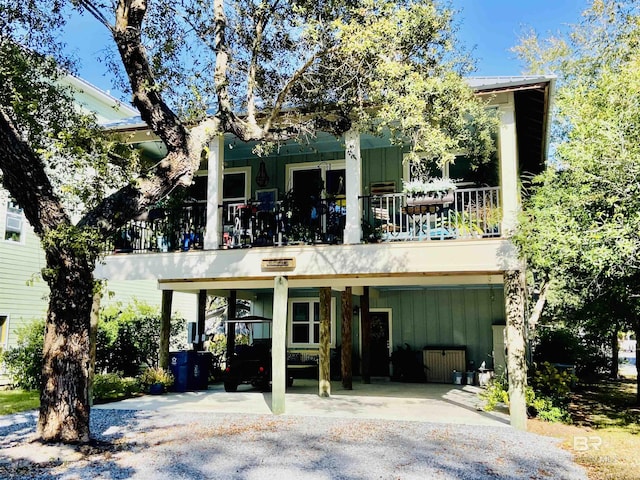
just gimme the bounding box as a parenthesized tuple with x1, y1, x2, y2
(139, 366, 175, 395)
(402, 177, 457, 206)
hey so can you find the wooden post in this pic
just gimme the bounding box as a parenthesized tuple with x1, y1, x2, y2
(272, 276, 288, 414)
(319, 287, 331, 397)
(341, 287, 353, 390)
(195, 289, 207, 351)
(504, 270, 527, 430)
(159, 289, 173, 369)
(226, 290, 237, 361)
(361, 286, 371, 384)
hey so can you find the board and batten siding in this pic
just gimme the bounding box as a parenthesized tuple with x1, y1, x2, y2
(251, 286, 503, 371)
(371, 286, 505, 370)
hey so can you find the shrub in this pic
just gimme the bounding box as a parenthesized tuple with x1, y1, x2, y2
(480, 375, 510, 411)
(96, 301, 187, 376)
(0, 301, 187, 390)
(138, 366, 174, 392)
(480, 374, 570, 423)
(0, 319, 45, 390)
(530, 361, 576, 401)
(92, 373, 140, 403)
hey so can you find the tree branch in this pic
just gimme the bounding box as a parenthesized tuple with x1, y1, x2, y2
(264, 47, 337, 132)
(75, 0, 114, 33)
(0, 109, 70, 237)
(112, 0, 189, 154)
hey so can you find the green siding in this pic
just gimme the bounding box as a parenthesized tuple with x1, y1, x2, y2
(371, 287, 505, 370)
(250, 285, 504, 371)
(0, 227, 48, 347)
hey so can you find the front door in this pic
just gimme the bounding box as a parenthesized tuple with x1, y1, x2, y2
(370, 311, 391, 377)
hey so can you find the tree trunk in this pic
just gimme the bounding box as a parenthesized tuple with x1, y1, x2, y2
(361, 287, 371, 384)
(37, 247, 95, 443)
(341, 288, 353, 390)
(504, 270, 527, 430)
(319, 287, 331, 397)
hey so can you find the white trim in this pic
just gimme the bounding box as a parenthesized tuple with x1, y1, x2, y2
(0, 314, 9, 349)
(222, 166, 252, 203)
(285, 160, 346, 193)
(402, 153, 450, 184)
(3, 199, 25, 245)
(288, 296, 336, 348)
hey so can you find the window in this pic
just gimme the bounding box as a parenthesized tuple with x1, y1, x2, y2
(403, 154, 448, 183)
(4, 199, 24, 243)
(223, 167, 251, 203)
(288, 297, 336, 347)
(0, 315, 8, 349)
(286, 161, 346, 198)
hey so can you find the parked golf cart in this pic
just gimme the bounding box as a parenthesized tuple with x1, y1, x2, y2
(222, 316, 293, 392)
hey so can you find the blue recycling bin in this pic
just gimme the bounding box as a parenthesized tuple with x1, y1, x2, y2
(169, 350, 209, 392)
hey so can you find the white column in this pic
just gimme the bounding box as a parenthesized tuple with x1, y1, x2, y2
(271, 275, 288, 414)
(344, 129, 362, 244)
(498, 98, 519, 236)
(204, 135, 225, 250)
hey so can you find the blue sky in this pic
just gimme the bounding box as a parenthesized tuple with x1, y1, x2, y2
(67, 1, 588, 100)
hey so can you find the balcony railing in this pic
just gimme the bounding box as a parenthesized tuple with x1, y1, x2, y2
(362, 187, 501, 242)
(105, 202, 207, 254)
(105, 187, 501, 254)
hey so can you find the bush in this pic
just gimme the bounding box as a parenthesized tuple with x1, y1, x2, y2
(0, 319, 45, 390)
(530, 361, 576, 401)
(138, 366, 174, 392)
(92, 373, 140, 403)
(480, 373, 570, 423)
(0, 301, 187, 390)
(96, 301, 187, 377)
(533, 326, 609, 380)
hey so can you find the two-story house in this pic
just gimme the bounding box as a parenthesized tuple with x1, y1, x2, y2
(95, 75, 554, 426)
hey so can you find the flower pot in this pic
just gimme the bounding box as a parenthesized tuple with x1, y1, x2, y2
(149, 383, 165, 395)
(406, 192, 454, 206)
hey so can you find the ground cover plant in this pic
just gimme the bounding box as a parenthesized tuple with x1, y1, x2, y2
(0, 389, 39, 415)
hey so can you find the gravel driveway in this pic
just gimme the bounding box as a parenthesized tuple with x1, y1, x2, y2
(0, 409, 586, 479)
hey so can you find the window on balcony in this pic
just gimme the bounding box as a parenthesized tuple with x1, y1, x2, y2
(286, 161, 346, 199)
(4, 199, 24, 243)
(288, 297, 336, 347)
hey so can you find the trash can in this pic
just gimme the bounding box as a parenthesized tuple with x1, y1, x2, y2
(465, 371, 475, 385)
(452, 370, 463, 385)
(169, 350, 199, 392)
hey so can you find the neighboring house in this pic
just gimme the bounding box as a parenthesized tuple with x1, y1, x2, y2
(0, 76, 197, 364)
(94, 76, 553, 416)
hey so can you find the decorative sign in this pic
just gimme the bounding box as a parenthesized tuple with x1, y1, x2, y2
(261, 257, 296, 271)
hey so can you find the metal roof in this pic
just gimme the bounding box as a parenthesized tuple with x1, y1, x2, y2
(101, 75, 556, 131)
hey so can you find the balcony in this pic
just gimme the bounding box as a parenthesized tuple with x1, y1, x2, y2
(105, 187, 501, 254)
